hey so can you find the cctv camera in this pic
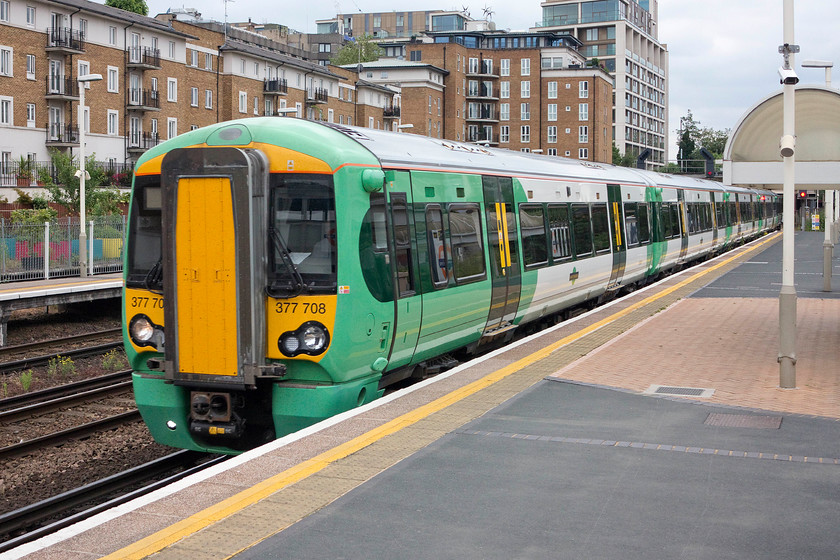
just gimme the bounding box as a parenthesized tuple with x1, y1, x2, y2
(780, 135, 795, 158)
(778, 67, 799, 85)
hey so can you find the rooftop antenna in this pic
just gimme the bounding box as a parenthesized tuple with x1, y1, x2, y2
(224, 0, 234, 44)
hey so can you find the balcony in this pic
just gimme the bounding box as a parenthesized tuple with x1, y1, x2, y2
(466, 85, 498, 101)
(44, 76, 80, 100)
(46, 27, 85, 53)
(466, 60, 499, 79)
(127, 89, 160, 112)
(264, 78, 288, 96)
(127, 131, 162, 154)
(306, 87, 328, 104)
(467, 130, 497, 145)
(45, 123, 80, 147)
(126, 47, 161, 70)
(383, 106, 401, 119)
(466, 107, 498, 123)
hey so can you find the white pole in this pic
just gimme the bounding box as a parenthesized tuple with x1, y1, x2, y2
(825, 191, 834, 291)
(44, 221, 50, 279)
(78, 81, 87, 278)
(88, 219, 94, 276)
(778, 0, 797, 388)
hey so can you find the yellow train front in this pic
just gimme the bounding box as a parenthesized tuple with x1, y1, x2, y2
(125, 119, 387, 453)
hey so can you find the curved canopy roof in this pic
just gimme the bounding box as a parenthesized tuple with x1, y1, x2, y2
(723, 86, 840, 188)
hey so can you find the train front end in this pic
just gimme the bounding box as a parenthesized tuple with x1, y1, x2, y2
(124, 120, 386, 453)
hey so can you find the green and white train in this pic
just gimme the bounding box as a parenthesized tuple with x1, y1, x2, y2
(124, 118, 779, 454)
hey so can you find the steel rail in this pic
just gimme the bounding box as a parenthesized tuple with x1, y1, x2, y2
(0, 370, 132, 413)
(0, 341, 123, 375)
(0, 328, 122, 358)
(0, 410, 141, 461)
(0, 451, 228, 552)
(0, 379, 133, 423)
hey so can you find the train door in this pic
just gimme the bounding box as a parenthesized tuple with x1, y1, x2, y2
(606, 184, 626, 289)
(384, 171, 421, 369)
(677, 189, 689, 261)
(481, 176, 521, 336)
(160, 147, 268, 387)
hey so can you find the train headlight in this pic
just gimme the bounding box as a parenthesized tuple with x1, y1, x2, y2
(129, 314, 164, 350)
(278, 321, 330, 357)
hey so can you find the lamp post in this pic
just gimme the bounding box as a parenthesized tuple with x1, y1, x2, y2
(77, 73, 102, 277)
(802, 59, 836, 290)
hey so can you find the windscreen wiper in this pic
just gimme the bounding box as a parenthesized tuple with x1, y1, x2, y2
(268, 226, 305, 298)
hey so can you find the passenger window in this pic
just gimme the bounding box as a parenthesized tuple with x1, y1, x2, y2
(591, 203, 610, 253)
(548, 204, 572, 261)
(637, 203, 650, 243)
(571, 203, 593, 257)
(624, 203, 639, 247)
(391, 195, 415, 297)
(519, 204, 548, 268)
(449, 203, 486, 283)
(426, 205, 449, 287)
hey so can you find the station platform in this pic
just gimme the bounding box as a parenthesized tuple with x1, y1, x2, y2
(0, 274, 122, 345)
(8, 231, 840, 560)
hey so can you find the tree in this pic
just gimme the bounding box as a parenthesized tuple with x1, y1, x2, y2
(676, 110, 730, 173)
(40, 149, 124, 216)
(331, 35, 384, 66)
(105, 0, 149, 16)
(612, 142, 635, 167)
(695, 126, 730, 158)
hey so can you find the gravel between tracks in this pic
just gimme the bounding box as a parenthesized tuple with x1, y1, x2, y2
(0, 301, 174, 517)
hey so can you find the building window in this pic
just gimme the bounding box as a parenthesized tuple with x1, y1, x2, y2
(168, 41, 175, 59)
(579, 125, 589, 143)
(79, 18, 87, 37)
(319, 43, 331, 53)
(500, 103, 509, 121)
(191, 87, 198, 107)
(520, 58, 530, 76)
(0, 47, 12, 77)
(205, 52, 212, 70)
(240, 59, 245, 73)
(0, 1, 8, 22)
(579, 103, 589, 121)
(579, 148, 589, 159)
(548, 81, 557, 99)
(585, 28, 598, 41)
(548, 126, 557, 143)
(107, 66, 118, 92)
(0, 97, 12, 125)
(254, 96, 259, 115)
(547, 104, 557, 121)
(26, 103, 35, 127)
(579, 81, 589, 98)
(239, 91, 247, 113)
(109, 26, 116, 46)
(25, 5, 34, 26)
(78, 60, 89, 86)
(167, 117, 177, 139)
(500, 58, 510, 76)
(107, 109, 118, 135)
(521, 125, 530, 143)
(189, 50, 197, 67)
(168, 78, 177, 102)
(26, 55, 35, 80)
(520, 103, 530, 120)
(521, 81, 530, 98)
(548, 148, 557, 156)
(410, 50, 421, 62)
(500, 81, 509, 99)
(205, 89, 212, 109)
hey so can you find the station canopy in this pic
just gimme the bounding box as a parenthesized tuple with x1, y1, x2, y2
(723, 86, 840, 189)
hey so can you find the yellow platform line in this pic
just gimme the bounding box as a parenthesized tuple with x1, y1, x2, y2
(105, 232, 780, 560)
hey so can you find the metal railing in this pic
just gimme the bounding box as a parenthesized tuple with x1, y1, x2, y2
(45, 75, 79, 98)
(47, 27, 85, 51)
(126, 46, 161, 68)
(0, 216, 125, 282)
(264, 78, 288, 95)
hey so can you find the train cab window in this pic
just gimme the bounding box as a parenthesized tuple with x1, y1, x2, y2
(571, 203, 593, 258)
(591, 203, 611, 254)
(268, 174, 336, 296)
(126, 175, 163, 290)
(548, 204, 572, 261)
(360, 193, 392, 302)
(426, 205, 450, 287)
(519, 204, 548, 269)
(448, 203, 486, 283)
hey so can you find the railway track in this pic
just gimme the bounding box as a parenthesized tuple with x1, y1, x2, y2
(0, 450, 227, 552)
(0, 328, 123, 375)
(0, 370, 132, 418)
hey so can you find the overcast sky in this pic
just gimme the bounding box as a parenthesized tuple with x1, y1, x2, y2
(146, 1, 839, 159)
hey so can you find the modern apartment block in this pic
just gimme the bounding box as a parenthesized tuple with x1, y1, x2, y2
(535, 0, 668, 167)
(0, 0, 399, 194)
(361, 29, 612, 162)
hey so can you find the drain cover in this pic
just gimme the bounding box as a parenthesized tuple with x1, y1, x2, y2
(704, 413, 782, 429)
(644, 385, 715, 398)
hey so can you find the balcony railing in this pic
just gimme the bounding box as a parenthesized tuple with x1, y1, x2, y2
(127, 131, 162, 152)
(127, 89, 160, 111)
(383, 106, 401, 118)
(467, 130, 495, 144)
(47, 27, 85, 52)
(264, 78, 288, 95)
(306, 88, 328, 104)
(126, 47, 161, 69)
(45, 76, 79, 99)
(467, 108, 497, 121)
(45, 123, 80, 146)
